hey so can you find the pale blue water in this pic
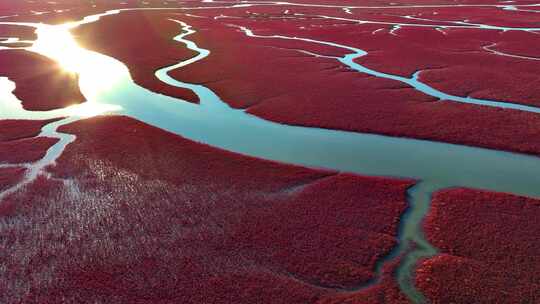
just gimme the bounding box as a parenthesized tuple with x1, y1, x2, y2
(1, 9, 540, 303)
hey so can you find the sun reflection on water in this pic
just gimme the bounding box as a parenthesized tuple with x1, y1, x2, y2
(31, 26, 81, 72)
(63, 101, 122, 118)
(22, 23, 125, 118)
(0, 22, 126, 120)
(30, 24, 125, 92)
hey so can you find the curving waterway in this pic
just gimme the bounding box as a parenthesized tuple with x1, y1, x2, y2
(1, 5, 540, 303)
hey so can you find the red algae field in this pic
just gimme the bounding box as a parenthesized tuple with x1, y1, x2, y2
(1, 0, 540, 303)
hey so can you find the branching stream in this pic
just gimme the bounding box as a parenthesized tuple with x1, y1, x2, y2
(1, 3, 540, 303)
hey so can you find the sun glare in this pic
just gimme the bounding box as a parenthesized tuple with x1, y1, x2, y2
(26, 24, 125, 119)
(64, 101, 122, 118)
(31, 26, 83, 72)
(30, 24, 125, 90)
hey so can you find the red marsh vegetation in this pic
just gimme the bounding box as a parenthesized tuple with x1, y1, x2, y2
(0, 119, 59, 164)
(0, 49, 85, 110)
(71, 9, 540, 159)
(416, 188, 540, 303)
(0, 115, 413, 303)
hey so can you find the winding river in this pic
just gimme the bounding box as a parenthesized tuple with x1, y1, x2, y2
(1, 4, 540, 303)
